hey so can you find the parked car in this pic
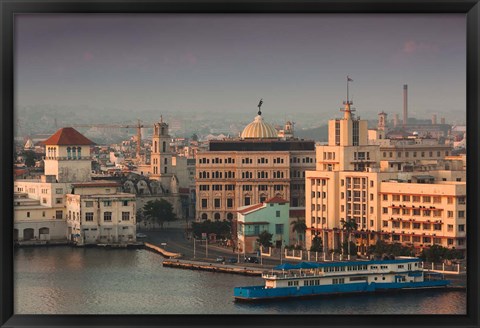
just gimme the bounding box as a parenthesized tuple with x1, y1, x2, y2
(244, 256, 259, 264)
(136, 233, 147, 238)
(227, 258, 238, 264)
(216, 256, 225, 263)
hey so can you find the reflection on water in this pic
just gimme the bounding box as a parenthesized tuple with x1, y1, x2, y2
(14, 247, 466, 315)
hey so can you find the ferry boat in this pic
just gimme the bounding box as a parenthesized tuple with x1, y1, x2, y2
(234, 257, 449, 301)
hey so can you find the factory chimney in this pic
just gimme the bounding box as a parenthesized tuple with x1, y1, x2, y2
(403, 84, 408, 127)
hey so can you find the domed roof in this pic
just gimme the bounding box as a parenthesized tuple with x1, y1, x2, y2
(241, 114, 278, 139)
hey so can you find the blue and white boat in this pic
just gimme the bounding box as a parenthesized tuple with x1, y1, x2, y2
(234, 257, 449, 301)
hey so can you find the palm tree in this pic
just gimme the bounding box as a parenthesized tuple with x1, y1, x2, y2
(290, 218, 307, 248)
(341, 218, 358, 259)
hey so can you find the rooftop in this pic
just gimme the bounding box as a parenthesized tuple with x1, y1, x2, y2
(42, 127, 95, 146)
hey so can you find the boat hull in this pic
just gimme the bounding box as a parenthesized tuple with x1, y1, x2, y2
(234, 280, 450, 302)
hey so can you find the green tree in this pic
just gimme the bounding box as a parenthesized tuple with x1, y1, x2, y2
(143, 199, 177, 229)
(257, 230, 273, 248)
(419, 245, 464, 262)
(24, 150, 36, 167)
(341, 218, 358, 256)
(290, 218, 307, 246)
(310, 235, 323, 252)
(191, 220, 231, 239)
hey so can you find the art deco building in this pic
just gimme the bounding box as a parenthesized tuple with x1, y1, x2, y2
(195, 107, 316, 222)
(305, 98, 466, 256)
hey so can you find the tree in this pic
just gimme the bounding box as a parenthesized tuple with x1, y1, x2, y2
(190, 133, 199, 142)
(191, 220, 232, 239)
(419, 245, 464, 263)
(310, 235, 323, 252)
(24, 150, 36, 167)
(340, 218, 358, 257)
(143, 199, 177, 229)
(257, 230, 273, 248)
(290, 218, 307, 247)
(136, 209, 147, 228)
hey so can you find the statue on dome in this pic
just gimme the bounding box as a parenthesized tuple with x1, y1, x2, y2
(257, 98, 263, 115)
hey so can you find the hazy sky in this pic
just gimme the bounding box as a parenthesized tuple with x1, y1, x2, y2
(15, 14, 466, 123)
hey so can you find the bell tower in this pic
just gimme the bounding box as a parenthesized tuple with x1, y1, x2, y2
(150, 116, 173, 186)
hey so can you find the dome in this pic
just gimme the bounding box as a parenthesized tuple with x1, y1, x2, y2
(241, 114, 278, 139)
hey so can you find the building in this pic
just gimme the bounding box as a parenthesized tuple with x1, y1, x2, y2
(66, 181, 136, 245)
(237, 197, 291, 253)
(305, 96, 466, 256)
(14, 127, 137, 245)
(195, 107, 316, 222)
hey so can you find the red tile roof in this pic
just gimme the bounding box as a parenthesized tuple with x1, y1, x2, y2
(264, 197, 289, 204)
(42, 127, 95, 146)
(237, 203, 265, 215)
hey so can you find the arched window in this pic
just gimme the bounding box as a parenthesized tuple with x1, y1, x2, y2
(162, 142, 166, 152)
(201, 213, 208, 220)
(227, 213, 233, 221)
(77, 147, 82, 158)
(164, 167, 167, 174)
(154, 141, 157, 153)
(164, 158, 168, 165)
(67, 147, 71, 159)
(214, 213, 221, 221)
(71, 147, 77, 159)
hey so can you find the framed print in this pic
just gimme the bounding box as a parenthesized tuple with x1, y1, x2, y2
(1, 1, 479, 327)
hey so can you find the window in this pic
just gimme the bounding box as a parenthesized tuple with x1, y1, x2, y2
(244, 197, 251, 206)
(227, 198, 233, 208)
(122, 200, 129, 206)
(276, 210, 280, 217)
(457, 196, 466, 205)
(447, 211, 454, 218)
(447, 224, 454, 232)
(55, 198, 62, 204)
(413, 223, 421, 229)
(458, 224, 465, 232)
(103, 200, 112, 207)
(201, 199, 208, 208)
(56, 211, 63, 219)
(214, 199, 221, 208)
(104, 212, 112, 222)
(275, 224, 284, 234)
(383, 221, 388, 227)
(55, 188, 63, 194)
(382, 207, 388, 214)
(85, 212, 94, 221)
(423, 196, 431, 203)
(122, 212, 130, 221)
(383, 194, 388, 201)
(458, 211, 465, 218)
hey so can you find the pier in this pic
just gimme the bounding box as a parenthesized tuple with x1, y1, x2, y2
(144, 242, 182, 259)
(163, 259, 263, 276)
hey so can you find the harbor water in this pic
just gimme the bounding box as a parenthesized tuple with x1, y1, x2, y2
(14, 247, 466, 315)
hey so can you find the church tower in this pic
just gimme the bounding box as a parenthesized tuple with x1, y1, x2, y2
(150, 117, 173, 187)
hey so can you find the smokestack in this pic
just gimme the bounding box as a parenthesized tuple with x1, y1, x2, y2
(432, 114, 437, 125)
(394, 114, 399, 128)
(403, 84, 408, 127)
(441, 117, 446, 124)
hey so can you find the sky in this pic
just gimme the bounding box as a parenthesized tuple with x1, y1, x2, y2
(15, 14, 466, 124)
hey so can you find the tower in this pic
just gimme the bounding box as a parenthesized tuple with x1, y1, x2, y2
(42, 127, 94, 183)
(377, 111, 388, 139)
(150, 116, 173, 187)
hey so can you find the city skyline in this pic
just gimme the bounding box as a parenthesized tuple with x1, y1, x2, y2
(15, 14, 466, 124)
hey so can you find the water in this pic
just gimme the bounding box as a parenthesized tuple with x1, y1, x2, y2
(14, 247, 466, 315)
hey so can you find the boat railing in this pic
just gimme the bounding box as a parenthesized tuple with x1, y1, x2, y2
(262, 271, 325, 279)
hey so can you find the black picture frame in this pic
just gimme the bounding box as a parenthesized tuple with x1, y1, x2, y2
(1, 1, 479, 327)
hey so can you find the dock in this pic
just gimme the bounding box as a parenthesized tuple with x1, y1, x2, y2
(162, 259, 263, 276)
(144, 242, 182, 259)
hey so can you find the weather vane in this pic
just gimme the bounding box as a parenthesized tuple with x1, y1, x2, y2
(258, 98, 263, 115)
